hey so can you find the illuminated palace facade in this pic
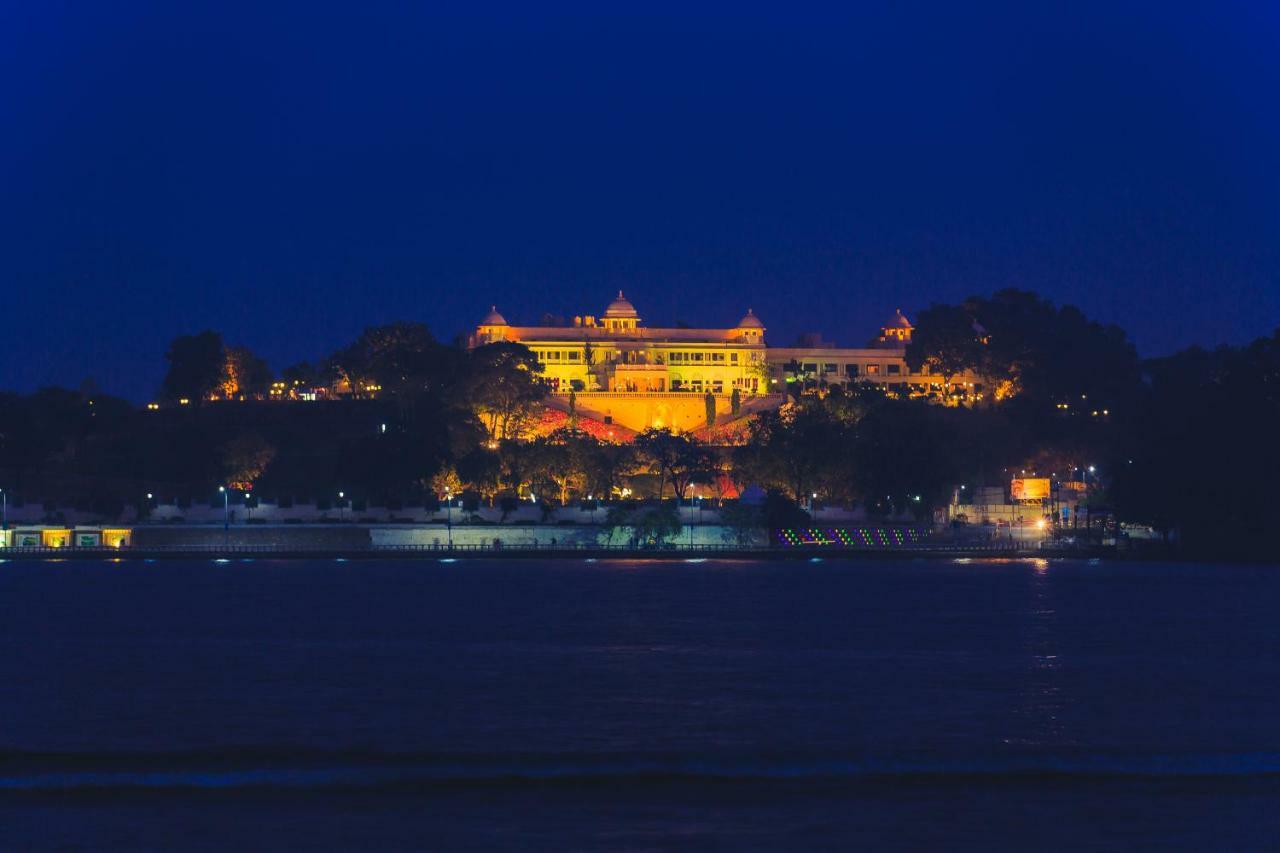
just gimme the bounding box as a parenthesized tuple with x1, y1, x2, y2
(468, 293, 965, 433)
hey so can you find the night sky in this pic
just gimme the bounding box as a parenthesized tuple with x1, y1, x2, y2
(3, 2, 1278, 400)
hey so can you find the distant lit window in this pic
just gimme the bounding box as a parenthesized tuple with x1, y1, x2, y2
(866, 364, 881, 375)
(730, 353, 738, 364)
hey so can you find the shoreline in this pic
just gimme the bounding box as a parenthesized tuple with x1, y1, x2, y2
(0, 544, 1128, 562)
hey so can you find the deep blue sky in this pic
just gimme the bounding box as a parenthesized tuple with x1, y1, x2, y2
(3, 2, 1278, 400)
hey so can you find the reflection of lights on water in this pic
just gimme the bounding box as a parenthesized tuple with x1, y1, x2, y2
(684, 558, 707, 564)
(439, 558, 457, 564)
(809, 557, 823, 563)
(214, 558, 231, 564)
(954, 558, 971, 564)
(334, 558, 347, 563)
(1031, 558, 1049, 573)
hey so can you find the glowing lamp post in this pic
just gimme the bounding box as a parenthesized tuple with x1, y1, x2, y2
(445, 491, 453, 550)
(218, 486, 229, 549)
(338, 491, 346, 523)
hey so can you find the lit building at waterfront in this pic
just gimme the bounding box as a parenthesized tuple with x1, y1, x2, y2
(469, 294, 974, 432)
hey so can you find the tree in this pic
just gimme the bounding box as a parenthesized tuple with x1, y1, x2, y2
(280, 361, 318, 395)
(219, 433, 276, 490)
(730, 387, 742, 415)
(734, 401, 855, 504)
(632, 504, 681, 547)
(161, 331, 225, 403)
(602, 503, 634, 546)
(634, 428, 710, 501)
(328, 322, 439, 397)
(523, 430, 595, 505)
(221, 346, 272, 399)
(456, 446, 503, 506)
(781, 359, 817, 400)
(567, 388, 578, 430)
(748, 358, 774, 393)
(583, 442, 639, 499)
(470, 341, 548, 441)
(905, 303, 985, 395)
(704, 391, 716, 431)
(429, 465, 463, 499)
(851, 398, 964, 519)
(719, 501, 762, 545)
(1110, 329, 1280, 557)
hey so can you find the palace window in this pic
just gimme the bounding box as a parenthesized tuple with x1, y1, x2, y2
(690, 379, 704, 392)
(802, 363, 817, 373)
(730, 353, 738, 364)
(568, 351, 580, 361)
(866, 364, 881, 375)
(823, 363, 837, 374)
(887, 363, 901, 375)
(845, 364, 859, 376)
(711, 380, 724, 394)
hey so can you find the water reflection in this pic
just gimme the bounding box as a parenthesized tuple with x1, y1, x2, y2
(1007, 559, 1066, 747)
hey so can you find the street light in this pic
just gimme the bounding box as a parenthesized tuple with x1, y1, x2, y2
(445, 490, 453, 549)
(1, 488, 6, 531)
(218, 486, 229, 548)
(338, 491, 345, 523)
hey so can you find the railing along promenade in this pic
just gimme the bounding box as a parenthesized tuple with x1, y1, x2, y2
(0, 539, 1056, 557)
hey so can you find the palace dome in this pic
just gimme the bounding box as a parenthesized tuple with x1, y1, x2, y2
(480, 305, 508, 326)
(603, 291, 639, 318)
(737, 308, 764, 329)
(887, 308, 913, 328)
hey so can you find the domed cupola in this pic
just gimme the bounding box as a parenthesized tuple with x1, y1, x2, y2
(604, 290, 638, 318)
(602, 291, 640, 332)
(736, 307, 765, 343)
(475, 305, 510, 344)
(878, 308, 913, 346)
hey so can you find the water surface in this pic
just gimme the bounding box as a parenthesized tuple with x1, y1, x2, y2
(1, 557, 1277, 850)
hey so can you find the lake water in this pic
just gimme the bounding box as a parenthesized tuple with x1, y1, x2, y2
(1, 556, 1278, 850)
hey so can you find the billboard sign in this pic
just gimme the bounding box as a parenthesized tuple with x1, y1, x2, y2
(1011, 478, 1051, 501)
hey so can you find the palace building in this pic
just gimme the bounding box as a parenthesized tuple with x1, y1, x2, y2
(469, 293, 971, 433)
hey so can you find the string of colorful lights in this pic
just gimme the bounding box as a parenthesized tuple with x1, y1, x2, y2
(775, 527, 931, 547)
